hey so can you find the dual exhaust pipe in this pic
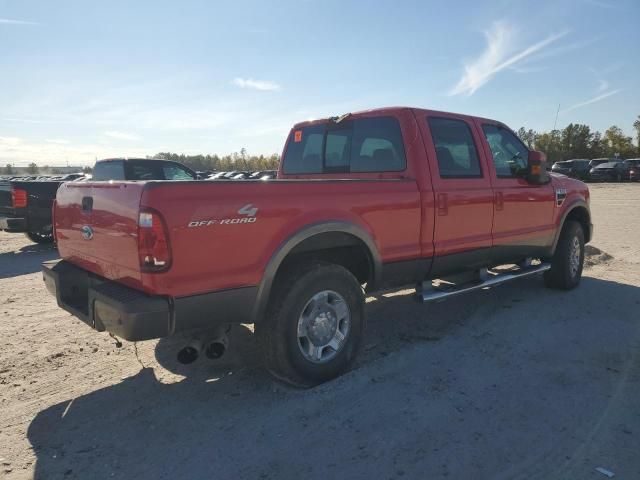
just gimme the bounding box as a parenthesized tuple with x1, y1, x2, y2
(177, 328, 229, 365)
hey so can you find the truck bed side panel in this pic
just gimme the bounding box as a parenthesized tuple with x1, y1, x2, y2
(140, 179, 422, 297)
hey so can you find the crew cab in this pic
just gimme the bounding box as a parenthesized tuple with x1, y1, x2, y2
(42, 107, 592, 386)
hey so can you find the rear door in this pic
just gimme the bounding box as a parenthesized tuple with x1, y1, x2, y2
(478, 122, 555, 261)
(419, 114, 494, 276)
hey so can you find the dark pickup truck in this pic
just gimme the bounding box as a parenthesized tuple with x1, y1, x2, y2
(1, 159, 198, 244)
(0, 178, 63, 243)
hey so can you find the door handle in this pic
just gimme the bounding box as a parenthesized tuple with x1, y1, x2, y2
(494, 192, 504, 211)
(437, 193, 448, 216)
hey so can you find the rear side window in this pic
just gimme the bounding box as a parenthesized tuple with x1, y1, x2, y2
(92, 161, 125, 181)
(427, 118, 482, 178)
(282, 116, 406, 174)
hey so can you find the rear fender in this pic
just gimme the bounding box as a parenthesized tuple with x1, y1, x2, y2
(251, 221, 381, 322)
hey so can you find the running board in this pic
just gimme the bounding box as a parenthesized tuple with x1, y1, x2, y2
(419, 263, 551, 303)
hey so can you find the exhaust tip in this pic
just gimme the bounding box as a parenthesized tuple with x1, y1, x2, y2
(205, 341, 226, 360)
(177, 346, 199, 364)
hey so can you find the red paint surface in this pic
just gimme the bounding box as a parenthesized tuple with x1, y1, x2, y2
(54, 107, 589, 298)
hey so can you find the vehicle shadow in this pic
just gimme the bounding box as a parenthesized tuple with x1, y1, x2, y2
(0, 243, 58, 279)
(26, 276, 640, 479)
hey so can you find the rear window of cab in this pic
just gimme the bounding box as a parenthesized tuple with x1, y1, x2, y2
(283, 116, 406, 174)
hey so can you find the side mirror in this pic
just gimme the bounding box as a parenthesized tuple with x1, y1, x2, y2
(527, 151, 550, 185)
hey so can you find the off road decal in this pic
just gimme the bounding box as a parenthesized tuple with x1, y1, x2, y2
(188, 204, 258, 227)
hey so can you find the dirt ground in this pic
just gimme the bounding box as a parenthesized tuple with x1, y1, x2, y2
(1, 183, 639, 480)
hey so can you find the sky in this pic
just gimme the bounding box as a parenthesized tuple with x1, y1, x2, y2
(1, 0, 638, 166)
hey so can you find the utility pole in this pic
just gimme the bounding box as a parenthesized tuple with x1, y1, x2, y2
(553, 104, 560, 131)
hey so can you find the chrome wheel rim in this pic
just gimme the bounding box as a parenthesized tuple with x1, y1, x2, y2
(569, 236, 581, 278)
(297, 290, 350, 364)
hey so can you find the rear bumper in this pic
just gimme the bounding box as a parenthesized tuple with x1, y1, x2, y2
(42, 260, 257, 341)
(0, 215, 27, 232)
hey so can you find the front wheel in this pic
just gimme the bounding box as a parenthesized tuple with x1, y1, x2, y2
(544, 221, 585, 290)
(25, 231, 54, 244)
(257, 262, 365, 387)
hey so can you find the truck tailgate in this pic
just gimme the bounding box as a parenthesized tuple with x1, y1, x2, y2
(55, 182, 146, 289)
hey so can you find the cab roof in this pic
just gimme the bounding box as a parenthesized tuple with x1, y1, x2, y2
(292, 106, 497, 129)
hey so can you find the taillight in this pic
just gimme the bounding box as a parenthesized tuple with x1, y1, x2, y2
(11, 187, 27, 208)
(138, 209, 171, 272)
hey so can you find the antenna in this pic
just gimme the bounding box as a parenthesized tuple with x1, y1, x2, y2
(553, 103, 560, 131)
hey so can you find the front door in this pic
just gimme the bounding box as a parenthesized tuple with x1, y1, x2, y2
(478, 122, 556, 262)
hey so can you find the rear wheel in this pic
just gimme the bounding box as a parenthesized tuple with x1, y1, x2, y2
(25, 231, 54, 244)
(257, 262, 365, 387)
(544, 221, 584, 290)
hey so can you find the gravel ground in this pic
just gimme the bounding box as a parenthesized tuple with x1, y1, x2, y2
(0, 183, 639, 480)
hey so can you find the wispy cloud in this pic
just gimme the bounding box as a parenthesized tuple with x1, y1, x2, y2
(561, 89, 621, 113)
(232, 77, 281, 92)
(103, 131, 141, 141)
(0, 18, 39, 25)
(0, 136, 22, 146)
(46, 139, 69, 145)
(597, 79, 609, 92)
(449, 21, 568, 96)
(579, 0, 615, 8)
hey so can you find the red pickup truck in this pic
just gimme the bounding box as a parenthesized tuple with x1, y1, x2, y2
(43, 107, 592, 386)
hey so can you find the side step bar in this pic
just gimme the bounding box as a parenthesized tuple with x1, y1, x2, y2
(419, 262, 551, 303)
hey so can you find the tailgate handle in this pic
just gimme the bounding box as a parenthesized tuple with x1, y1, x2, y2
(82, 196, 93, 212)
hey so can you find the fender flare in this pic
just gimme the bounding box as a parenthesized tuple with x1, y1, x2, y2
(551, 200, 591, 253)
(251, 221, 382, 322)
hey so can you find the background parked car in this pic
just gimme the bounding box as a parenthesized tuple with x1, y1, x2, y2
(588, 158, 617, 171)
(589, 160, 630, 182)
(626, 159, 640, 182)
(551, 159, 591, 180)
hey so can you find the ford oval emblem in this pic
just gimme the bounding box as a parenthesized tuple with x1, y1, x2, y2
(81, 225, 94, 240)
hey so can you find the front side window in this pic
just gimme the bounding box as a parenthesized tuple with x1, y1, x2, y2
(427, 117, 482, 178)
(163, 164, 195, 180)
(482, 125, 529, 178)
(282, 116, 406, 174)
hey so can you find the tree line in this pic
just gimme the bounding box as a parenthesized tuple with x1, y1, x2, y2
(3, 115, 639, 176)
(153, 148, 280, 173)
(516, 115, 640, 163)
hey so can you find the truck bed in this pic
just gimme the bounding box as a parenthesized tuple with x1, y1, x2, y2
(55, 179, 424, 297)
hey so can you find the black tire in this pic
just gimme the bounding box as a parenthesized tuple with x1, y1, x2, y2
(544, 221, 585, 290)
(25, 231, 54, 244)
(256, 262, 365, 388)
